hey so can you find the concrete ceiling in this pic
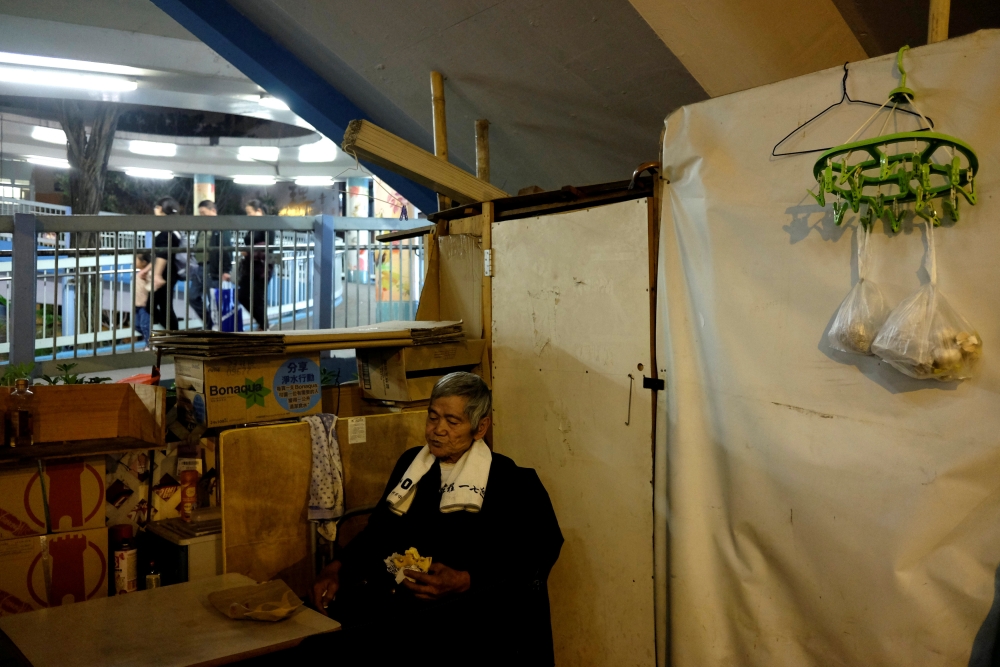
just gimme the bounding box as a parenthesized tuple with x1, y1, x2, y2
(0, 0, 998, 197)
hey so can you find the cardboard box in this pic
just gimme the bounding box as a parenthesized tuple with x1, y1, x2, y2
(0, 465, 47, 541)
(45, 458, 106, 534)
(0, 384, 165, 445)
(357, 339, 485, 402)
(0, 534, 45, 615)
(0, 528, 108, 616)
(175, 354, 323, 428)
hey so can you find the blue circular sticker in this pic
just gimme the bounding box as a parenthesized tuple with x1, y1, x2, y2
(272, 357, 322, 412)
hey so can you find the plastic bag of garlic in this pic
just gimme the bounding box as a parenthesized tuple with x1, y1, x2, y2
(827, 226, 890, 355)
(871, 222, 982, 381)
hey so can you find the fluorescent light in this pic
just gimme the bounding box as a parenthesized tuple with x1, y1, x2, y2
(259, 95, 289, 111)
(237, 146, 280, 162)
(129, 140, 177, 157)
(0, 65, 137, 92)
(298, 138, 338, 163)
(295, 176, 334, 186)
(0, 51, 144, 75)
(233, 175, 276, 185)
(26, 156, 70, 169)
(125, 168, 174, 180)
(31, 126, 67, 144)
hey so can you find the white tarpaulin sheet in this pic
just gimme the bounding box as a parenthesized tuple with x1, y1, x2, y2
(660, 30, 1000, 667)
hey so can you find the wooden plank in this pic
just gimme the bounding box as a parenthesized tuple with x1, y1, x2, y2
(336, 412, 426, 512)
(414, 223, 444, 321)
(475, 119, 490, 182)
(481, 202, 494, 379)
(448, 214, 484, 237)
(626, 0, 865, 96)
(341, 120, 508, 206)
(0, 436, 159, 465)
(375, 225, 436, 242)
(439, 234, 483, 340)
(220, 423, 313, 598)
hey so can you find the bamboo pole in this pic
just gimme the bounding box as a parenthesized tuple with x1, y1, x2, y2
(430, 71, 451, 211)
(927, 0, 950, 44)
(475, 119, 490, 183)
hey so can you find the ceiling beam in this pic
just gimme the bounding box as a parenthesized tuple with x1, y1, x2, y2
(147, 0, 436, 213)
(627, 0, 868, 97)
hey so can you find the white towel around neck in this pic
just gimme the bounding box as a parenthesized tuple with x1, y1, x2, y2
(387, 440, 492, 516)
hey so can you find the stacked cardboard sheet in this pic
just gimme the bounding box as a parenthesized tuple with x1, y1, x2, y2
(151, 321, 465, 358)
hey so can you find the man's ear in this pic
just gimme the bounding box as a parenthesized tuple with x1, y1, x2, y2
(473, 415, 491, 441)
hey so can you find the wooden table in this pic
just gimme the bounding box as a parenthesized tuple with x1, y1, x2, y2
(0, 574, 340, 666)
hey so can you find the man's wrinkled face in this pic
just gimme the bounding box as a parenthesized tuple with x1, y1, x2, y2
(425, 395, 487, 463)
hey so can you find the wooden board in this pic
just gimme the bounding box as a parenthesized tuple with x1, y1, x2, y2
(220, 423, 313, 597)
(336, 411, 426, 511)
(491, 198, 655, 665)
(0, 573, 339, 667)
(342, 120, 507, 206)
(439, 234, 484, 340)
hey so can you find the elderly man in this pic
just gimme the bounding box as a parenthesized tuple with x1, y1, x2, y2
(312, 372, 563, 665)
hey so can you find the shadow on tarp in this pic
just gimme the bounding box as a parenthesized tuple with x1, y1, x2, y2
(969, 560, 1000, 667)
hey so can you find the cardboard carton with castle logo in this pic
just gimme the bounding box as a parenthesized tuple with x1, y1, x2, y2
(0, 527, 108, 616)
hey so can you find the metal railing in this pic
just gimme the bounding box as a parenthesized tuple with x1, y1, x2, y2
(0, 197, 71, 216)
(0, 213, 427, 368)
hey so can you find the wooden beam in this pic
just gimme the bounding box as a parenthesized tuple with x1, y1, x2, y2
(628, 0, 866, 97)
(481, 202, 494, 382)
(430, 71, 451, 211)
(375, 225, 436, 243)
(928, 0, 950, 43)
(475, 119, 490, 183)
(342, 120, 508, 206)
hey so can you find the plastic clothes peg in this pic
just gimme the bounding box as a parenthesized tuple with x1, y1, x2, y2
(832, 198, 848, 226)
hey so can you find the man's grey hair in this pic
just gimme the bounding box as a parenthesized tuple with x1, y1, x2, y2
(430, 372, 492, 431)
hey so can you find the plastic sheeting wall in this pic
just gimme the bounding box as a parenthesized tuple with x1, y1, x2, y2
(660, 30, 1000, 667)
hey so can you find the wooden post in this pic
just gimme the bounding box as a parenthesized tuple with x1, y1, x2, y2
(475, 119, 490, 183)
(481, 201, 494, 384)
(927, 0, 950, 43)
(430, 71, 451, 211)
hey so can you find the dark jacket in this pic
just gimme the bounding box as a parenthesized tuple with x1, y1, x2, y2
(336, 447, 564, 666)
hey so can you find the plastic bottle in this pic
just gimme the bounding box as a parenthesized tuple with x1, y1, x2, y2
(111, 525, 138, 594)
(9, 379, 36, 447)
(145, 559, 161, 590)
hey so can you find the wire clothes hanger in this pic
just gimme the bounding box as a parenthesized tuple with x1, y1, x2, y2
(771, 62, 934, 157)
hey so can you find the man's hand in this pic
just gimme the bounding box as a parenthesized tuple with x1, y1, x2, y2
(312, 561, 341, 617)
(402, 563, 470, 601)
(153, 276, 166, 291)
(222, 273, 231, 282)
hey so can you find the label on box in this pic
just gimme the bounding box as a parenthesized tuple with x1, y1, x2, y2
(348, 417, 367, 444)
(274, 358, 322, 412)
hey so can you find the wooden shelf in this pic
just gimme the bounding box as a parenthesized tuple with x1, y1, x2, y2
(0, 436, 159, 465)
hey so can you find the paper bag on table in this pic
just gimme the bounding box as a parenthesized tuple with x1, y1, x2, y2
(208, 580, 303, 622)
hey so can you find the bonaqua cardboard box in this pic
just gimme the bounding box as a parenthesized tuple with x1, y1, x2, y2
(175, 354, 322, 427)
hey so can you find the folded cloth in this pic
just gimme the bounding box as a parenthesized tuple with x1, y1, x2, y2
(303, 414, 344, 541)
(208, 580, 302, 622)
(387, 440, 492, 516)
